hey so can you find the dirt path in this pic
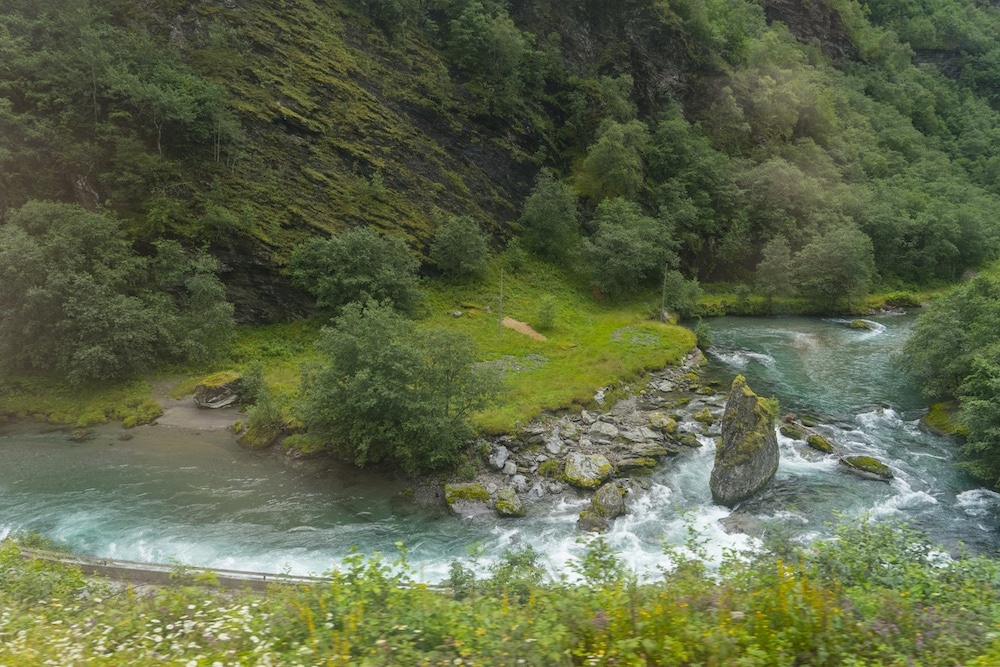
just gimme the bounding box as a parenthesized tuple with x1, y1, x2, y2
(502, 317, 547, 341)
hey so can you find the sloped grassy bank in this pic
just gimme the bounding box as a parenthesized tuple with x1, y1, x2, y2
(3, 520, 1000, 666)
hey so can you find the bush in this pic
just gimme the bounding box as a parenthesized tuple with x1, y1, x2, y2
(430, 215, 490, 281)
(298, 300, 502, 473)
(535, 297, 557, 332)
(0, 201, 233, 384)
(288, 226, 423, 315)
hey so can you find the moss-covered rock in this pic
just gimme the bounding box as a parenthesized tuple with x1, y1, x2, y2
(921, 402, 969, 437)
(840, 455, 893, 481)
(194, 372, 241, 409)
(780, 424, 804, 439)
(564, 452, 613, 489)
(445, 482, 490, 505)
(647, 411, 678, 434)
(693, 408, 714, 426)
(848, 319, 874, 330)
(806, 434, 835, 454)
(710, 375, 779, 507)
(578, 482, 627, 532)
(677, 433, 702, 448)
(495, 487, 526, 517)
(615, 457, 658, 473)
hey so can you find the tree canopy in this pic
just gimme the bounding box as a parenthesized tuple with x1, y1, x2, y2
(0, 201, 233, 384)
(298, 300, 502, 473)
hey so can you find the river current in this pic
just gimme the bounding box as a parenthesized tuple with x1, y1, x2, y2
(1, 315, 998, 580)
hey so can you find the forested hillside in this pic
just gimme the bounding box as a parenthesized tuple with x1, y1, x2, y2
(6, 0, 1000, 316)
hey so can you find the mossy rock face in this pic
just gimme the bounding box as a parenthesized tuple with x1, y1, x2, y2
(693, 408, 714, 426)
(806, 434, 834, 453)
(710, 375, 779, 507)
(840, 455, 893, 481)
(647, 411, 678, 434)
(780, 424, 804, 440)
(495, 488, 526, 517)
(564, 452, 613, 489)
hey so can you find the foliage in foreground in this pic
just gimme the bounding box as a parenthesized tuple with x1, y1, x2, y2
(2, 521, 1000, 666)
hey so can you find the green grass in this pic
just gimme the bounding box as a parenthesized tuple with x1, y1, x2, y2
(0, 376, 161, 428)
(420, 258, 695, 432)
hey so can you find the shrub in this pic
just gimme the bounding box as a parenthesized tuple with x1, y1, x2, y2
(430, 215, 490, 281)
(288, 226, 422, 315)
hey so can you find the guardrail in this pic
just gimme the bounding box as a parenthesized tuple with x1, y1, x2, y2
(16, 546, 328, 591)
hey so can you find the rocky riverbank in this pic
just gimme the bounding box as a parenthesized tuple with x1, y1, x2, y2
(442, 346, 900, 534)
(442, 348, 729, 530)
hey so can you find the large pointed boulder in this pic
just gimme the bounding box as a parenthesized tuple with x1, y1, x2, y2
(710, 375, 780, 507)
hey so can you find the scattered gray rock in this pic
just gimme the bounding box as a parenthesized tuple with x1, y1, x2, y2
(588, 420, 620, 439)
(489, 445, 510, 470)
(502, 460, 518, 476)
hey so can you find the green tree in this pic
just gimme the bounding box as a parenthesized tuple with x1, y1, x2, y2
(288, 227, 423, 315)
(430, 215, 490, 281)
(0, 201, 232, 384)
(582, 198, 678, 298)
(792, 226, 876, 310)
(575, 120, 650, 204)
(298, 300, 502, 473)
(755, 235, 795, 301)
(519, 169, 580, 261)
(447, 2, 528, 80)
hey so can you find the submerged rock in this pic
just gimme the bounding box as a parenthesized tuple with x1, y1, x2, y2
(840, 455, 893, 481)
(710, 375, 780, 507)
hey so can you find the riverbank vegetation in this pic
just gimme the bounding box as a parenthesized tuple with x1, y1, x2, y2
(3, 520, 1000, 665)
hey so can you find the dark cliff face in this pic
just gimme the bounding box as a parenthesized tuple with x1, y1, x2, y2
(759, 0, 857, 65)
(510, 0, 706, 117)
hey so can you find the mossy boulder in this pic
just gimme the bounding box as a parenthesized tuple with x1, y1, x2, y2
(615, 456, 658, 473)
(806, 434, 835, 454)
(495, 487, 526, 517)
(677, 432, 702, 448)
(194, 371, 241, 409)
(840, 455, 893, 481)
(710, 375, 780, 507)
(848, 319, 874, 330)
(780, 424, 804, 440)
(578, 482, 627, 532)
(647, 411, 678, 434)
(444, 482, 493, 516)
(920, 402, 969, 437)
(564, 452, 613, 489)
(692, 408, 714, 426)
